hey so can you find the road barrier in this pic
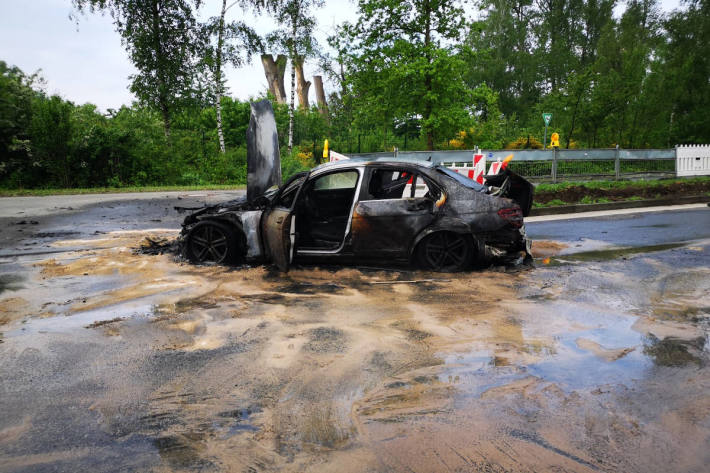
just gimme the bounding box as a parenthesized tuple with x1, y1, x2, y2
(348, 145, 710, 182)
(677, 145, 710, 177)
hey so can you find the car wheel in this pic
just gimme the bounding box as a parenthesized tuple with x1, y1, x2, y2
(416, 231, 472, 272)
(185, 220, 240, 264)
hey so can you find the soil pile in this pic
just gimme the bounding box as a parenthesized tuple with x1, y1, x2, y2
(535, 180, 710, 204)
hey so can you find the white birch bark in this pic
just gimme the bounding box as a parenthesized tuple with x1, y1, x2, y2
(288, 20, 296, 153)
(215, 0, 227, 154)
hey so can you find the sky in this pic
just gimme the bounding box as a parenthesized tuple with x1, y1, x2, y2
(0, 0, 683, 112)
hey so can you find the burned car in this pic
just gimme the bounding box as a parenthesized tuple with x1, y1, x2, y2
(179, 100, 533, 272)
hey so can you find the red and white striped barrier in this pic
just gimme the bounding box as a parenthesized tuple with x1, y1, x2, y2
(441, 153, 487, 184)
(329, 150, 350, 162)
(326, 146, 513, 185)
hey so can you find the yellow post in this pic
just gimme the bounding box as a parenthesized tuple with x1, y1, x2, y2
(323, 139, 329, 161)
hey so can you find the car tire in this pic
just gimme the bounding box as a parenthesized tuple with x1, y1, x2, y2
(184, 220, 242, 265)
(415, 231, 472, 272)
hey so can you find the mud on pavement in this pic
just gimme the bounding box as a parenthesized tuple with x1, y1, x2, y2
(0, 229, 709, 472)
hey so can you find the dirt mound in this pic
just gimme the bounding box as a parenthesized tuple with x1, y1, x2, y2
(535, 180, 710, 204)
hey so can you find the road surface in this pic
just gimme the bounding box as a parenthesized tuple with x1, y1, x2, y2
(0, 195, 708, 473)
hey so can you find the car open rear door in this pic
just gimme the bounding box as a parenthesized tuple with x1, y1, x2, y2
(261, 208, 296, 272)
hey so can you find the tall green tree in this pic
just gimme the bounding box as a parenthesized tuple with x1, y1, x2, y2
(0, 61, 39, 184)
(659, 0, 710, 144)
(29, 96, 74, 187)
(467, 0, 538, 120)
(347, 0, 472, 150)
(587, 0, 660, 147)
(72, 0, 205, 137)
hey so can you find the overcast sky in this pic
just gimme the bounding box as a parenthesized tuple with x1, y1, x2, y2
(0, 0, 683, 112)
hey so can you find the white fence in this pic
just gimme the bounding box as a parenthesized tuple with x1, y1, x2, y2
(677, 145, 710, 177)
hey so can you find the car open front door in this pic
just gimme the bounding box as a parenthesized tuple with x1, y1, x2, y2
(261, 208, 296, 271)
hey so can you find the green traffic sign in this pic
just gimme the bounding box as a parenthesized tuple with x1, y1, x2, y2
(542, 113, 552, 126)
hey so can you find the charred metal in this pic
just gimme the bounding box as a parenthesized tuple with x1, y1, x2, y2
(178, 100, 534, 272)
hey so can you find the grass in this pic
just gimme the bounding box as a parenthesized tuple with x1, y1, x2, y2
(535, 176, 710, 193)
(534, 199, 568, 208)
(531, 176, 710, 208)
(0, 184, 246, 197)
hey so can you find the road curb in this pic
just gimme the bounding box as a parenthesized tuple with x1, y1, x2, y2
(530, 195, 710, 216)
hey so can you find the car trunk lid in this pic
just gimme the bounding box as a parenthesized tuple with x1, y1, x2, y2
(484, 169, 534, 217)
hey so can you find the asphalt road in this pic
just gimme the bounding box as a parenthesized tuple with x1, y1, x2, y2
(527, 204, 710, 250)
(0, 195, 708, 473)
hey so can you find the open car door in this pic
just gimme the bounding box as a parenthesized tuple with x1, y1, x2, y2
(261, 208, 296, 271)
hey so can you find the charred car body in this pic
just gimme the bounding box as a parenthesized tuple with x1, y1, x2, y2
(179, 100, 534, 272)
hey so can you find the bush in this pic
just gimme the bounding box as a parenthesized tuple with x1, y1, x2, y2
(506, 135, 543, 149)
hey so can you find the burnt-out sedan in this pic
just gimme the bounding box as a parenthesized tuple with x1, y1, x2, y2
(179, 101, 533, 272)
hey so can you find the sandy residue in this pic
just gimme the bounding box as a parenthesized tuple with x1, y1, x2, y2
(641, 268, 710, 321)
(576, 337, 635, 361)
(0, 416, 31, 443)
(73, 261, 522, 471)
(6, 230, 710, 473)
(531, 240, 569, 257)
(0, 297, 30, 326)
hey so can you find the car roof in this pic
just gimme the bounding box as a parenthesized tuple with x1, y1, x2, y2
(312, 157, 436, 173)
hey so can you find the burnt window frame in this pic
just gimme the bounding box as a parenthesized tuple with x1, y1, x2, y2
(360, 165, 442, 202)
(273, 171, 308, 209)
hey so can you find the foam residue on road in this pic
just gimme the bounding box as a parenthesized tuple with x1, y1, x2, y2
(0, 233, 708, 472)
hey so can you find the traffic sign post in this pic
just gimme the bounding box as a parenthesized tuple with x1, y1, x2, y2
(542, 113, 552, 150)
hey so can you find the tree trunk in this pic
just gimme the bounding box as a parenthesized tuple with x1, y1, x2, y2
(566, 81, 584, 149)
(288, 25, 296, 152)
(215, 0, 227, 154)
(261, 54, 287, 104)
(313, 75, 329, 119)
(160, 103, 171, 140)
(294, 55, 310, 109)
(423, 0, 433, 150)
(151, 0, 171, 138)
(275, 54, 287, 101)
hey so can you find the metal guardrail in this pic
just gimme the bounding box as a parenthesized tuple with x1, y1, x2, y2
(348, 147, 678, 182)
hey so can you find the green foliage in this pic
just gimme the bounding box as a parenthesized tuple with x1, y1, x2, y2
(343, 0, 473, 150)
(0, 64, 333, 190)
(72, 0, 206, 135)
(4, 0, 710, 190)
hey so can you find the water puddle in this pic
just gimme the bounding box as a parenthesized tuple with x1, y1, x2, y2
(548, 242, 688, 264)
(8, 301, 156, 337)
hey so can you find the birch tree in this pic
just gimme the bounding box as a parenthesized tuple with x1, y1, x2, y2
(267, 0, 323, 152)
(72, 0, 204, 138)
(201, 0, 262, 153)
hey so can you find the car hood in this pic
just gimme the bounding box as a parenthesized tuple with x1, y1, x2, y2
(247, 99, 282, 202)
(180, 190, 276, 227)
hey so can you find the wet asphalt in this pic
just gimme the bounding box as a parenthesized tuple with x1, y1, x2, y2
(0, 195, 709, 472)
(526, 206, 710, 249)
(1, 191, 707, 256)
(0, 191, 243, 257)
